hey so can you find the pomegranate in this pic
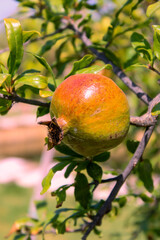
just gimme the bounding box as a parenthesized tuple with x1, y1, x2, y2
(43, 73, 130, 157)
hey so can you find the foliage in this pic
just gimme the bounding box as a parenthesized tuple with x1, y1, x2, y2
(1, 0, 160, 239)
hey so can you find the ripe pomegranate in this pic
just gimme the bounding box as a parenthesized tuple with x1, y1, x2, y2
(43, 73, 130, 157)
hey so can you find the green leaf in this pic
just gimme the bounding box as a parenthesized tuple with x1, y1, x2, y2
(94, 227, 102, 237)
(64, 162, 77, 178)
(146, 1, 160, 17)
(13, 234, 26, 240)
(18, 69, 41, 76)
(53, 185, 71, 208)
(65, 54, 94, 78)
(78, 14, 91, 28)
(39, 35, 69, 56)
(131, 0, 143, 15)
(138, 159, 154, 193)
(76, 64, 112, 74)
(104, 170, 118, 176)
(55, 187, 67, 208)
(113, 19, 151, 42)
(62, 0, 75, 10)
(4, 18, 23, 77)
(29, 52, 57, 88)
(0, 98, 12, 115)
(153, 25, 160, 61)
(131, 32, 153, 64)
(153, 25, 160, 41)
(23, 30, 40, 43)
(85, 3, 97, 10)
(55, 142, 83, 158)
(75, 160, 90, 172)
(20, 1, 36, 8)
(0, 74, 11, 88)
(39, 90, 53, 98)
(41, 161, 70, 194)
(39, 39, 57, 56)
(151, 102, 160, 116)
(57, 221, 66, 234)
(71, 14, 82, 21)
(124, 63, 148, 71)
(87, 162, 103, 183)
(117, 196, 127, 208)
(37, 106, 50, 118)
(0, 63, 8, 74)
(139, 193, 153, 203)
(127, 140, 139, 154)
(103, 0, 133, 42)
(74, 173, 91, 209)
(14, 74, 48, 90)
(0, 89, 10, 95)
(48, 83, 55, 92)
(115, 0, 133, 18)
(93, 152, 110, 162)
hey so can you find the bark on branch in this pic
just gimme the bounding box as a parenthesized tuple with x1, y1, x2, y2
(130, 94, 160, 127)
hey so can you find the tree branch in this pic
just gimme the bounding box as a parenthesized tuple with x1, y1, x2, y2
(82, 124, 155, 240)
(130, 114, 157, 127)
(130, 93, 160, 127)
(148, 65, 160, 76)
(67, 20, 151, 105)
(0, 93, 50, 107)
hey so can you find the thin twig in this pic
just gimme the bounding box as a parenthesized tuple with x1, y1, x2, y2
(0, 93, 50, 107)
(90, 176, 120, 186)
(82, 125, 155, 240)
(148, 65, 160, 76)
(67, 20, 151, 105)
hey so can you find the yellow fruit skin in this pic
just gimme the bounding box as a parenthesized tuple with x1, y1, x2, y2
(50, 73, 130, 157)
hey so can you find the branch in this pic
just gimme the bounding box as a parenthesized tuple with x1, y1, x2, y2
(82, 124, 155, 240)
(148, 93, 160, 113)
(130, 114, 157, 127)
(67, 20, 151, 106)
(148, 65, 160, 76)
(89, 176, 120, 186)
(130, 93, 160, 126)
(0, 93, 50, 107)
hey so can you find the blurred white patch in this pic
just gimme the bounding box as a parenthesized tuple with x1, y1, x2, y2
(0, 157, 74, 195)
(84, 86, 96, 99)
